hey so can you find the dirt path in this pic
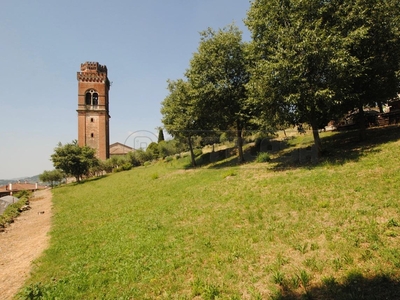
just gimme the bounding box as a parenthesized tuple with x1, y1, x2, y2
(0, 189, 52, 300)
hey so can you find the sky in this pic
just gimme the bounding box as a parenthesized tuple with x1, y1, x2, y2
(0, 0, 252, 179)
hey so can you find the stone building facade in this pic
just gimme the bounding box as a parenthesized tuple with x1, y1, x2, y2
(77, 62, 110, 160)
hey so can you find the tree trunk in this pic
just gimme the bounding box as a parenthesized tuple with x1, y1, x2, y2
(310, 119, 322, 158)
(357, 101, 367, 141)
(310, 105, 322, 158)
(377, 100, 384, 113)
(188, 136, 197, 167)
(236, 121, 245, 163)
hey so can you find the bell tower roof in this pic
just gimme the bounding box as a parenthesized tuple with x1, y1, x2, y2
(80, 61, 107, 73)
(77, 62, 109, 84)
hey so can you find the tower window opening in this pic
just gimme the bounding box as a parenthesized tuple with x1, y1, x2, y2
(90, 118, 94, 122)
(91, 133, 94, 138)
(85, 93, 91, 105)
(93, 93, 98, 105)
(85, 90, 99, 106)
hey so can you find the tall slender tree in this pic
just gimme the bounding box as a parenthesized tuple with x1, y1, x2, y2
(157, 128, 165, 143)
(186, 25, 250, 163)
(161, 79, 199, 167)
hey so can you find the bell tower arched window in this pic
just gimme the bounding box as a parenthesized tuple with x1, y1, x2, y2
(93, 93, 98, 105)
(85, 90, 99, 106)
(85, 93, 91, 105)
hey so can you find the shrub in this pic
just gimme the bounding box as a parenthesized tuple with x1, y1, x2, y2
(220, 132, 229, 143)
(113, 167, 123, 173)
(165, 156, 174, 163)
(146, 142, 159, 159)
(127, 149, 153, 166)
(256, 152, 271, 163)
(0, 191, 31, 228)
(14, 190, 31, 199)
(158, 140, 180, 158)
(19, 283, 47, 299)
(121, 162, 133, 171)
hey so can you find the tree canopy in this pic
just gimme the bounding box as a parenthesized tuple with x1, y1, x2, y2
(39, 169, 65, 187)
(161, 25, 250, 164)
(157, 128, 165, 143)
(335, 0, 400, 139)
(161, 79, 198, 166)
(186, 25, 250, 162)
(51, 141, 99, 182)
(246, 0, 400, 151)
(246, 0, 354, 155)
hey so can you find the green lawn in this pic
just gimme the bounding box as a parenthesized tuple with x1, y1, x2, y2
(18, 127, 400, 299)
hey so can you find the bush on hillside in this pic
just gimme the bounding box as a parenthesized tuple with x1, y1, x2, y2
(0, 191, 31, 228)
(165, 156, 174, 163)
(112, 162, 133, 173)
(256, 152, 271, 163)
(128, 149, 153, 166)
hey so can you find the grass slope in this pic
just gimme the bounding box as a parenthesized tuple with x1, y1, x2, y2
(18, 127, 400, 299)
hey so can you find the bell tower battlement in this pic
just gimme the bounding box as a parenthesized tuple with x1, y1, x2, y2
(77, 61, 110, 160)
(80, 61, 108, 73)
(77, 62, 109, 83)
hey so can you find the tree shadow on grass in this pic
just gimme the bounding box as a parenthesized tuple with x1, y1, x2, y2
(66, 174, 108, 186)
(85, 175, 108, 182)
(182, 147, 241, 170)
(181, 125, 400, 171)
(274, 273, 400, 300)
(321, 126, 400, 162)
(199, 146, 263, 169)
(270, 125, 400, 171)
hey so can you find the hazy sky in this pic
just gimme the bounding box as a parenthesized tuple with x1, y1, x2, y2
(0, 0, 252, 179)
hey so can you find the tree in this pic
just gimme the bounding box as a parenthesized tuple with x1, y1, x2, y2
(146, 142, 159, 159)
(39, 169, 65, 187)
(127, 149, 153, 166)
(157, 140, 177, 158)
(186, 25, 250, 163)
(157, 128, 165, 143)
(336, 0, 400, 140)
(51, 141, 99, 182)
(99, 158, 114, 173)
(246, 0, 400, 147)
(246, 0, 351, 156)
(161, 79, 198, 167)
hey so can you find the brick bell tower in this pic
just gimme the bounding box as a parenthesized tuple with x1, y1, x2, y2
(77, 62, 110, 160)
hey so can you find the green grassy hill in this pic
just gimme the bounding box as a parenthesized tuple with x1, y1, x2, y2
(18, 127, 400, 299)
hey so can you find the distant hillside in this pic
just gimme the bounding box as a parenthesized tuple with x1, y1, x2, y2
(0, 175, 41, 186)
